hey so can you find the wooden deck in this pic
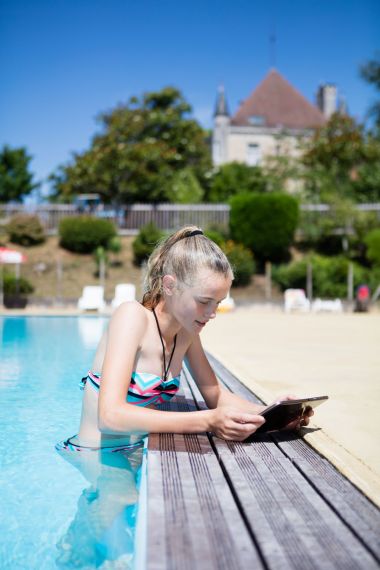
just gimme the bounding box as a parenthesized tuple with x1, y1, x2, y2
(145, 354, 380, 570)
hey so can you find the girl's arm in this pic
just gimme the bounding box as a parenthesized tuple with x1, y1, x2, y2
(185, 334, 265, 413)
(98, 303, 264, 440)
(186, 335, 314, 428)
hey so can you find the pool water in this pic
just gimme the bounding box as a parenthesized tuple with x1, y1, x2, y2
(0, 317, 145, 570)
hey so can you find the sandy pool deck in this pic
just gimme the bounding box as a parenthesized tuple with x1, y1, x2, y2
(202, 305, 380, 507)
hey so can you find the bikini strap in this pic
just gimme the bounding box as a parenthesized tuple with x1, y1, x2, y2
(152, 308, 177, 382)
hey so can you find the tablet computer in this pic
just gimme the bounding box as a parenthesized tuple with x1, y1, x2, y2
(255, 395, 328, 433)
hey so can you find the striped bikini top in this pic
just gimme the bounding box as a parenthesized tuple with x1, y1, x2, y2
(80, 370, 180, 407)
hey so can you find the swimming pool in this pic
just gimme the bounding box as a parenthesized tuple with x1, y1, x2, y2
(0, 316, 146, 570)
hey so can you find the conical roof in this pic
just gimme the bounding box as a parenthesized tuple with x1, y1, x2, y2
(232, 69, 325, 129)
(214, 85, 230, 117)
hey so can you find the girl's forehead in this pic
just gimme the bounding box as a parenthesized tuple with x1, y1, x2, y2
(190, 270, 231, 295)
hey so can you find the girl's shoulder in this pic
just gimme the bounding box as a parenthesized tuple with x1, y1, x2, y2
(110, 300, 150, 333)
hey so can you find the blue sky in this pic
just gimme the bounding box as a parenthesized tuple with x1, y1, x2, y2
(1, 0, 379, 198)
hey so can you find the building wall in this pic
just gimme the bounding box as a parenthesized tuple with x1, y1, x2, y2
(226, 128, 307, 165)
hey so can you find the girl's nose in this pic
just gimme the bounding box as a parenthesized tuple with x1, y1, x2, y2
(205, 306, 217, 319)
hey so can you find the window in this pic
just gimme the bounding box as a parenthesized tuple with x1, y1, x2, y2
(246, 143, 261, 166)
(248, 115, 265, 126)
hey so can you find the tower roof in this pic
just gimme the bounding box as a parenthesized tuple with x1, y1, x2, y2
(231, 69, 325, 129)
(214, 85, 230, 117)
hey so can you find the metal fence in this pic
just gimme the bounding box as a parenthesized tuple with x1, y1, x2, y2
(0, 203, 231, 234)
(0, 202, 379, 234)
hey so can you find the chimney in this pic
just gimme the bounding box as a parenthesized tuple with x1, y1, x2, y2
(316, 84, 337, 119)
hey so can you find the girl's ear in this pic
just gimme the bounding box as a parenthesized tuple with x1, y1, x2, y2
(162, 274, 177, 296)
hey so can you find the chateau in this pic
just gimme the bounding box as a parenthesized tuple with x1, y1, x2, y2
(212, 69, 338, 166)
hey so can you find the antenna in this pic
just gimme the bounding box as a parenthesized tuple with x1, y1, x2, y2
(269, 17, 277, 68)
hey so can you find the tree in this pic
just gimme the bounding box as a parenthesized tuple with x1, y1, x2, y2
(166, 168, 204, 203)
(360, 54, 380, 132)
(0, 145, 38, 203)
(301, 113, 380, 203)
(207, 162, 267, 202)
(50, 87, 211, 204)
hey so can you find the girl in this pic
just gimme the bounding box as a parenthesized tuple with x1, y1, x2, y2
(56, 226, 312, 567)
(69, 225, 313, 449)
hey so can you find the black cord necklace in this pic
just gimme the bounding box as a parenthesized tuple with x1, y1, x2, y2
(152, 308, 177, 382)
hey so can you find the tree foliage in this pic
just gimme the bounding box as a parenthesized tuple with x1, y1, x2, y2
(301, 113, 380, 203)
(207, 162, 267, 202)
(360, 53, 380, 132)
(166, 168, 204, 203)
(0, 145, 38, 203)
(364, 229, 380, 266)
(50, 87, 211, 204)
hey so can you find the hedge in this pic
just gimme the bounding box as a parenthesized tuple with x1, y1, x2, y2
(132, 222, 164, 266)
(222, 240, 255, 287)
(272, 255, 368, 298)
(7, 214, 46, 246)
(59, 216, 116, 253)
(230, 192, 299, 263)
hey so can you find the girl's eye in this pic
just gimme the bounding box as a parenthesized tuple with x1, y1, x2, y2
(198, 300, 208, 305)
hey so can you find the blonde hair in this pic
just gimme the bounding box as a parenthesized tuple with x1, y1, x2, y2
(142, 226, 233, 309)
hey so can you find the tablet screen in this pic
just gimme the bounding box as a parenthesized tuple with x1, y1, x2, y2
(255, 396, 328, 433)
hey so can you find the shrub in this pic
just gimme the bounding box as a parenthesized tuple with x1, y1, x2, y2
(204, 229, 225, 247)
(272, 255, 368, 298)
(230, 193, 299, 263)
(108, 236, 122, 255)
(7, 214, 45, 246)
(222, 240, 255, 287)
(208, 162, 267, 202)
(166, 168, 204, 203)
(364, 229, 380, 266)
(132, 222, 164, 266)
(3, 272, 34, 295)
(59, 216, 116, 253)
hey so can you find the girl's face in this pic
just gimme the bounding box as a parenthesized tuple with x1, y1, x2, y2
(169, 268, 232, 334)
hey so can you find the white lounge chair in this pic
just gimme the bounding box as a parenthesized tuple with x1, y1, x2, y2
(77, 286, 106, 311)
(77, 317, 107, 348)
(217, 292, 236, 313)
(311, 298, 343, 313)
(111, 283, 136, 309)
(284, 289, 310, 313)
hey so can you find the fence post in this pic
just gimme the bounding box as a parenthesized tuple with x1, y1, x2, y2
(265, 261, 272, 300)
(306, 262, 313, 301)
(56, 256, 63, 305)
(347, 263, 354, 302)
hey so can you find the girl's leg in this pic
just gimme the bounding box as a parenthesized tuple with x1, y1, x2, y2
(55, 441, 143, 568)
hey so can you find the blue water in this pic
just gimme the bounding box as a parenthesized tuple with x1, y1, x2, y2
(0, 316, 145, 570)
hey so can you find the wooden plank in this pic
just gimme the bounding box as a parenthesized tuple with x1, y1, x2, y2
(273, 432, 380, 561)
(183, 360, 380, 569)
(146, 375, 264, 570)
(206, 350, 380, 555)
(215, 438, 378, 569)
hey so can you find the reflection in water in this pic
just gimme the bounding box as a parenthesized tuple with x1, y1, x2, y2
(77, 318, 108, 350)
(2, 317, 29, 346)
(55, 439, 143, 569)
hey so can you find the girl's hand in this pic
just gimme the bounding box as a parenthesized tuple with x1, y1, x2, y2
(271, 394, 314, 431)
(209, 407, 266, 441)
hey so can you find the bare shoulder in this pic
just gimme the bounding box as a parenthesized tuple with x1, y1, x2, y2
(109, 301, 149, 337)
